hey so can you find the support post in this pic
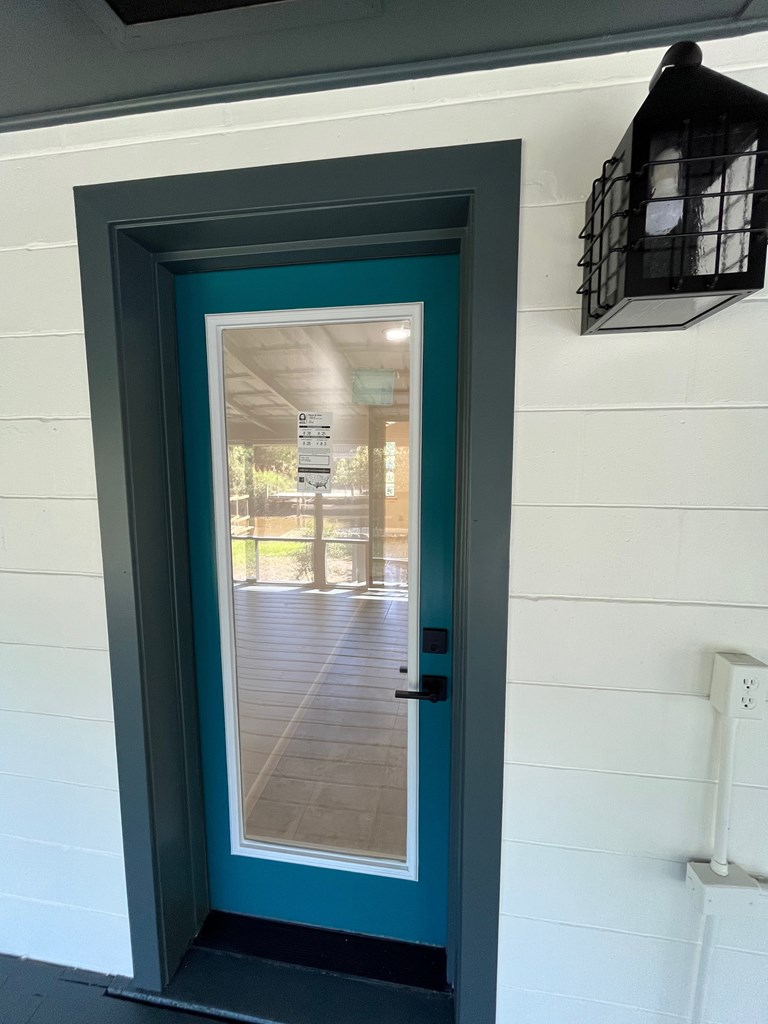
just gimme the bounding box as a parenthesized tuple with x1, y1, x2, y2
(313, 493, 326, 588)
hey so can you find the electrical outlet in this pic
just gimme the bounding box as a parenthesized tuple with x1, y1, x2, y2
(710, 652, 767, 720)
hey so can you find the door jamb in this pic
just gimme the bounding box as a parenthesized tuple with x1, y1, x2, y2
(74, 142, 520, 1024)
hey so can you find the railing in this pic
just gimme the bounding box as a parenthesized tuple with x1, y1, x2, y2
(231, 534, 369, 586)
(230, 535, 409, 587)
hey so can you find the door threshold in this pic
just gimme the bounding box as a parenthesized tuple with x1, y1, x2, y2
(108, 947, 454, 1024)
(195, 911, 448, 992)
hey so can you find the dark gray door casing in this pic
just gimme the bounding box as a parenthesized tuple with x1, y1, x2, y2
(74, 140, 520, 1024)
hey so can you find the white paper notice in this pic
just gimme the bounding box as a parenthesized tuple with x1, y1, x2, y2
(297, 411, 333, 493)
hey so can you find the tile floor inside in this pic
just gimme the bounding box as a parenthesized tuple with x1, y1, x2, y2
(235, 585, 408, 860)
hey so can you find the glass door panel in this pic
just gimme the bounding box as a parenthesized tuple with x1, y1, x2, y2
(209, 308, 421, 871)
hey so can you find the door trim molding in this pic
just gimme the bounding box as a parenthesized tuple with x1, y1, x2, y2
(74, 141, 520, 1024)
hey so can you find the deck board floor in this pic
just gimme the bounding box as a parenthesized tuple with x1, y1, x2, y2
(235, 585, 408, 860)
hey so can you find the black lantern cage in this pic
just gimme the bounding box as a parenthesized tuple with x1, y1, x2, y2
(579, 42, 768, 334)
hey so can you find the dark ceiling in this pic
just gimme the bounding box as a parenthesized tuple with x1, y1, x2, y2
(2, 0, 768, 132)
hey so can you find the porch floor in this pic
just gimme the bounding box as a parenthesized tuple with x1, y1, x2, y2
(0, 955, 206, 1024)
(234, 584, 408, 860)
(0, 951, 453, 1024)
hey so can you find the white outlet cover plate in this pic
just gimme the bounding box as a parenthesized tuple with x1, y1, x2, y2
(710, 652, 767, 720)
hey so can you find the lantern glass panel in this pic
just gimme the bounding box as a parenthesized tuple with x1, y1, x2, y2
(596, 294, 738, 331)
(642, 122, 759, 283)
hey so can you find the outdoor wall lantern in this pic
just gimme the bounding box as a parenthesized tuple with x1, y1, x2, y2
(579, 40, 768, 334)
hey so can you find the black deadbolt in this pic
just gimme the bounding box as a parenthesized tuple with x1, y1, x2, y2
(422, 628, 448, 654)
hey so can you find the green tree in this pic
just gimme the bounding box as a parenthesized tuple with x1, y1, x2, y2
(333, 445, 369, 495)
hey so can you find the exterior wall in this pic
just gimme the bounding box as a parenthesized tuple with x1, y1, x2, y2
(1, 30, 767, 1019)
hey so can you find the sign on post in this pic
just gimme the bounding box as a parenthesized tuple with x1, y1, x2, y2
(297, 411, 333, 493)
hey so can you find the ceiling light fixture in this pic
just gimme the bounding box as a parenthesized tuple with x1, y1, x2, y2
(383, 323, 411, 342)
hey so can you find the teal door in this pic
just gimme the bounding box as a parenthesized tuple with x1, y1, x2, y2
(176, 255, 459, 945)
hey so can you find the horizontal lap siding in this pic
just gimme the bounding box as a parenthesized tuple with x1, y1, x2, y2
(0, 28, 767, 1016)
(513, 408, 768, 507)
(504, 686, 768, 787)
(507, 598, 768, 694)
(0, 232, 122, 971)
(0, 498, 102, 574)
(503, 763, 768, 868)
(0, 575, 108, 649)
(0, 645, 113, 719)
(504, 136, 768, 1021)
(0, 774, 122, 853)
(0, 420, 97, 497)
(0, 334, 90, 417)
(0, 894, 130, 976)
(515, 309, 768, 408)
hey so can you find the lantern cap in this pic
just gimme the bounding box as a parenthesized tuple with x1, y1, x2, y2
(649, 40, 702, 91)
(637, 40, 768, 129)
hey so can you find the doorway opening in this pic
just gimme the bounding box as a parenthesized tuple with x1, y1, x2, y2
(74, 141, 520, 1024)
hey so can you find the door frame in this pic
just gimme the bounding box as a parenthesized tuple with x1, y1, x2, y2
(74, 140, 520, 1024)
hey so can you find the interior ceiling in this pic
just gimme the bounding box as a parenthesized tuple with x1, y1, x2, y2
(223, 320, 409, 443)
(3, 0, 768, 132)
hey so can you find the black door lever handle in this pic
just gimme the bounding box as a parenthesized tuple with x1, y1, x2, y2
(395, 675, 447, 703)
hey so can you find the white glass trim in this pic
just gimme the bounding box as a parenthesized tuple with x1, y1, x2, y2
(205, 303, 423, 880)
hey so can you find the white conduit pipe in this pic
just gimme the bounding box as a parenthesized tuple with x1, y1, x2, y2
(690, 712, 738, 1021)
(688, 915, 717, 1024)
(710, 715, 739, 878)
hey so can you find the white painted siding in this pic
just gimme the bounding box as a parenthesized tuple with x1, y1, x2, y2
(1, 28, 767, 1018)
